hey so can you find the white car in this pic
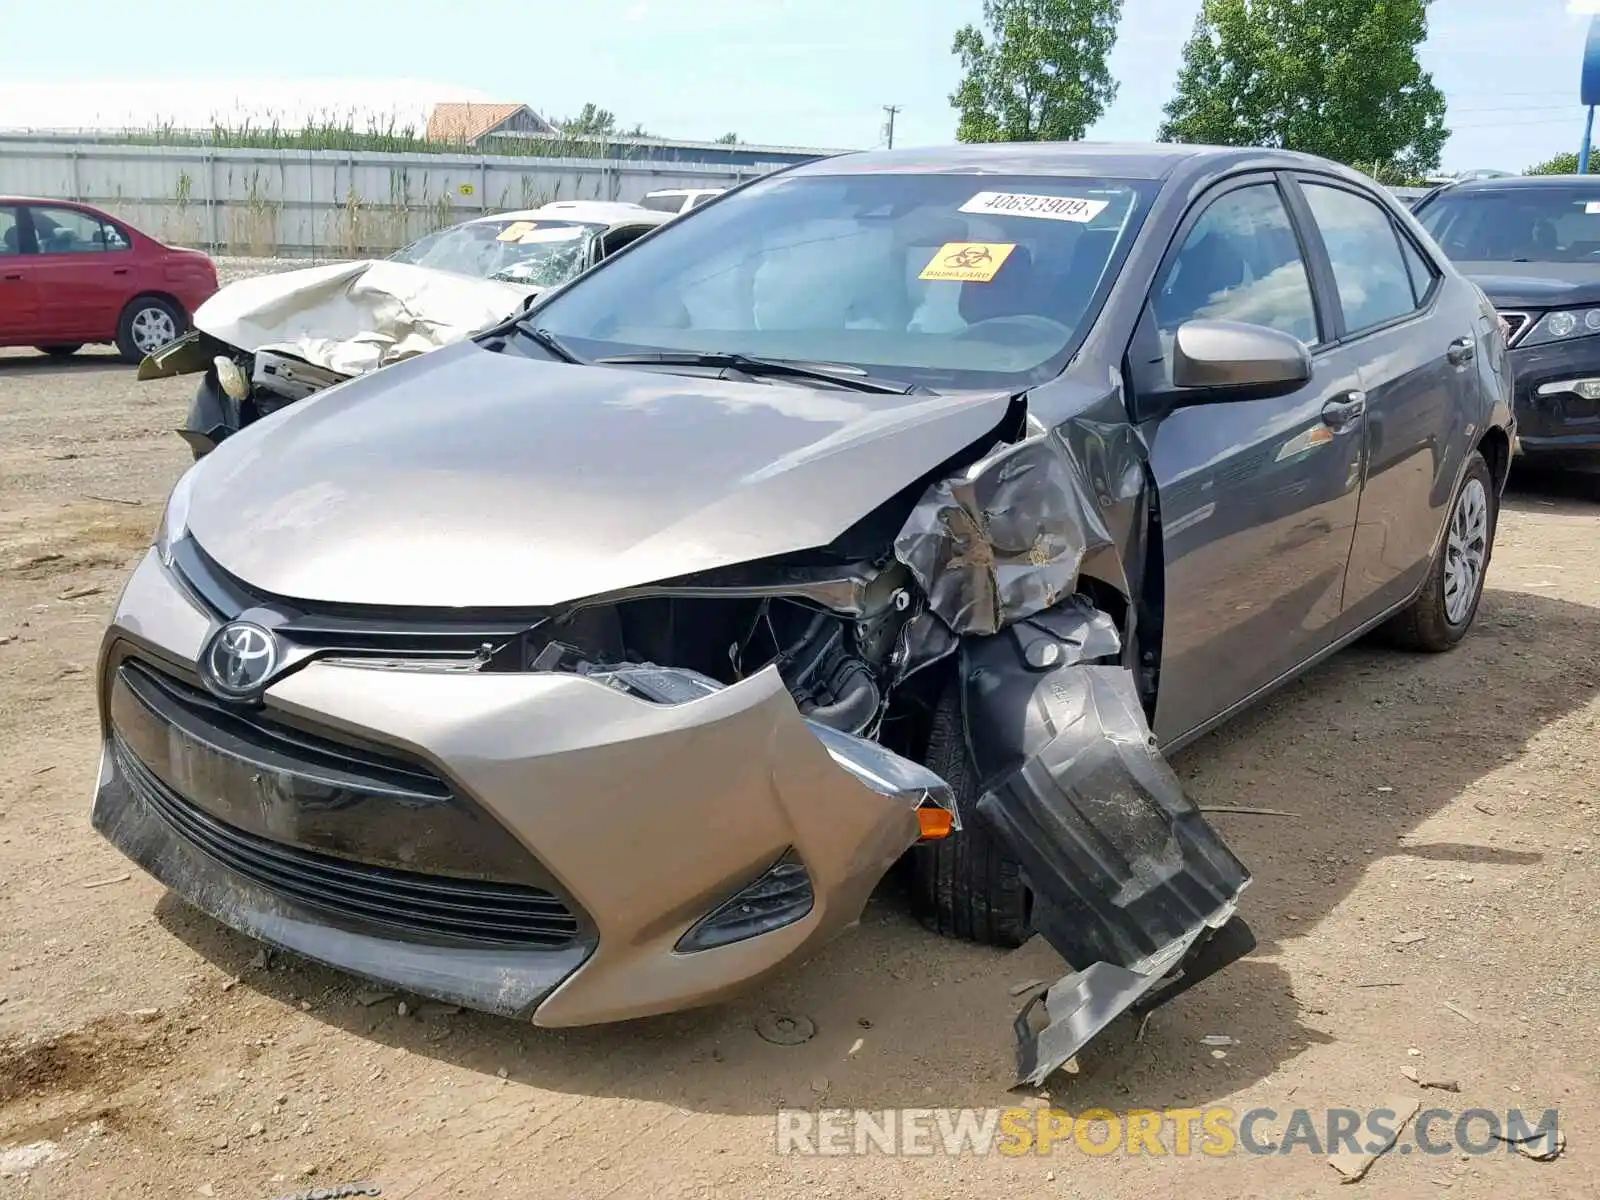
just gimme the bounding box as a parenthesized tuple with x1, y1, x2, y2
(639, 188, 726, 215)
(140, 202, 674, 456)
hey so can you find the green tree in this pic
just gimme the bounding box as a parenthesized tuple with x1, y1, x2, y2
(1526, 150, 1581, 175)
(950, 0, 1123, 143)
(715, 132, 740, 144)
(1159, 0, 1448, 178)
(561, 104, 617, 137)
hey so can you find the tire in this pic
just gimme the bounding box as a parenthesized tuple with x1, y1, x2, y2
(910, 680, 1032, 947)
(115, 297, 185, 364)
(1384, 450, 1497, 652)
(36, 344, 83, 358)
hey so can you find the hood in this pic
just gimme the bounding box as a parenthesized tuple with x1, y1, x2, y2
(1455, 261, 1600, 310)
(192, 260, 533, 376)
(185, 341, 1016, 608)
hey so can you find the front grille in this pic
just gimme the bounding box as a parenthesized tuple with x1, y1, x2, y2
(115, 736, 580, 948)
(122, 659, 449, 798)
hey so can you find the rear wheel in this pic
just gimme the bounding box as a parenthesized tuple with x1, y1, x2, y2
(1384, 450, 1497, 651)
(115, 297, 184, 364)
(36, 344, 83, 358)
(910, 681, 1031, 947)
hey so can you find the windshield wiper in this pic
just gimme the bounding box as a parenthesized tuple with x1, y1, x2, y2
(518, 325, 585, 364)
(593, 351, 925, 394)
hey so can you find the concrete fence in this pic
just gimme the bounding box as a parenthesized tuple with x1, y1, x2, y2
(0, 135, 779, 259)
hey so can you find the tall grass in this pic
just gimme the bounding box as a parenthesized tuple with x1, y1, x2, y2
(113, 109, 653, 162)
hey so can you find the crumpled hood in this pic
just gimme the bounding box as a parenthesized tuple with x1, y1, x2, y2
(192, 260, 534, 376)
(185, 341, 1015, 608)
(1456, 261, 1600, 310)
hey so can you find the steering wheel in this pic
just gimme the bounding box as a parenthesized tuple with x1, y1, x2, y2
(956, 313, 1072, 344)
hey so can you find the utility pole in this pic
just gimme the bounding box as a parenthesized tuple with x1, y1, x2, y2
(882, 105, 901, 149)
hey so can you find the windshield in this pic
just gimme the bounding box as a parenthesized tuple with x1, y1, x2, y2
(530, 172, 1155, 389)
(389, 218, 597, 286)
(1416, 185, 1600, 264)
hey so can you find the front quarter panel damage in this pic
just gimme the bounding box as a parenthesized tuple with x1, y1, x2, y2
(967, 656, 1253, 1086)
(892, 403, 1252, 1084)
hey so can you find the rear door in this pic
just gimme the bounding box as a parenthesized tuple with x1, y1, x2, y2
(0, 205, 38, 342)
(1287, 176, 1475, 627)
(1130, 174, 1370, 745)
(24, 204, 136, 341)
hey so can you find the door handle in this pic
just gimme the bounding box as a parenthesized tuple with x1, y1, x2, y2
(1446, 336, 1475, 366)
(112, 267, 129, 276)
(2, 273, 21, 281)
(1321, 389, 1367, 429)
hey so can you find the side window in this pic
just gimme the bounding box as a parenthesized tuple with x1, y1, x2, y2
(1151, 183, 1320, 346)
(1398, 233, 1438, 306)
(0, 206, 21, 256)
(1301, 183, 1418, 333)
(28, 206, 128, 254)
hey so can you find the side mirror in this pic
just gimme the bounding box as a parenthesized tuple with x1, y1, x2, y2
(1171, 318, 1312, 402)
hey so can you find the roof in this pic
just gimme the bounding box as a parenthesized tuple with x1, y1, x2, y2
(464, 201, 672, 228)
(788, 141, 1342, 182)
(1440, 174, 1600, 191)
(426, 102, 543, 143)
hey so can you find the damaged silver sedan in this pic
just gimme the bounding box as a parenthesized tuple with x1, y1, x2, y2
(93, 143, 1513, 1079)
(139, 201, 673, 457)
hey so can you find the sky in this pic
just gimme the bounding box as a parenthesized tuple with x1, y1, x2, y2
(0, 0, 1595, 173)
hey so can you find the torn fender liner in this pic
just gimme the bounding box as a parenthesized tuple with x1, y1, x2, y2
(964, 658, 1253, 1086)
(893, 433, 1115, 636)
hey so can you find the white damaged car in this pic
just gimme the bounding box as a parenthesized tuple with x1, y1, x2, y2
(139, 201, 675, 457)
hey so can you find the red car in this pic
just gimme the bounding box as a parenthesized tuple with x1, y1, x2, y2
(0, 197, 218, 363)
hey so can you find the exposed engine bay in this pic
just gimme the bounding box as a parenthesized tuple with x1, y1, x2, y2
(495, 571, 920, 741)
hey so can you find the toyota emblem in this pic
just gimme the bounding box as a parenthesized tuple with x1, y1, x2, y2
(202, 621, 280, 699)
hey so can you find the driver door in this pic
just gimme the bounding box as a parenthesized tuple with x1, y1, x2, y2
(1131, 175, 1368, 745)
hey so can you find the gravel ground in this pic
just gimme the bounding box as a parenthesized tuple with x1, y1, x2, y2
(0, 322, 1596, 1198)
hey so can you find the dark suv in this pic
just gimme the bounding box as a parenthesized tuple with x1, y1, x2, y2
(1415, 174, 1600, 469)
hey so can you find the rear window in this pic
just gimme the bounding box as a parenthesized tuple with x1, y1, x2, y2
(1416, 185, 1600, 263)
(639, 194, 687, 213)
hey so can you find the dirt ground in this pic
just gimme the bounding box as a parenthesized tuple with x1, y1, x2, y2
(1, 338, 1597, 1199)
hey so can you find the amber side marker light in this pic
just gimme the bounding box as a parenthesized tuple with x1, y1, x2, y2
(917, 805, 955, 840)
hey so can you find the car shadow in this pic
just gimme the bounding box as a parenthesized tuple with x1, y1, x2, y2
(0, 349, 128, 376)
(1506, 463, 1599, 507)
(154, 586, 1600, 1117)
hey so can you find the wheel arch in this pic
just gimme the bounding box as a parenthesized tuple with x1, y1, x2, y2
(1476, 424, 1512, 495)
(119, 290, 190, 325)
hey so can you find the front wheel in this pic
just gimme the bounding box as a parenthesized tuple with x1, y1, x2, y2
(909, 681, 1032, 947)
(1384, 450, 1497, 652)
(115, 297, 185, 364)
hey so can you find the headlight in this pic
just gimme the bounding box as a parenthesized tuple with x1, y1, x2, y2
(154, 463, 201, 568)
(1521, 308, 1600, 347)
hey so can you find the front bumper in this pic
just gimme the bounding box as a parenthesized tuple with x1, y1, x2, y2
(93, 549, 927, 1025)
(1509, 339, 1600, 464)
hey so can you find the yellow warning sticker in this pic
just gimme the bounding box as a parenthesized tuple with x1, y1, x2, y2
(496, 221, 537, 242)
(919, 242, 1017, 282)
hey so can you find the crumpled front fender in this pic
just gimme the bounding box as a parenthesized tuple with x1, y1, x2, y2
(963, 637, 1252, 1085)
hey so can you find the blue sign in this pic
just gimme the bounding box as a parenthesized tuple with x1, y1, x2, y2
(1583, 15, 1600, 107)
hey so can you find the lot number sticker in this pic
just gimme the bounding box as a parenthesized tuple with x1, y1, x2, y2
(496, 221, 538, 242)
(960, 191, 1109, 223)
(920, 242, 1017, 282)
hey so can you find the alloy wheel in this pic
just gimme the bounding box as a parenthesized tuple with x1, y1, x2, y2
(1443, 477, 1489, 625)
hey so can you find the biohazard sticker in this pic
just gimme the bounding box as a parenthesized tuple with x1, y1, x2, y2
(920, 242, 1017, 282)
(496, 221, 537, 242)
(960, 191, 1109, 223)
